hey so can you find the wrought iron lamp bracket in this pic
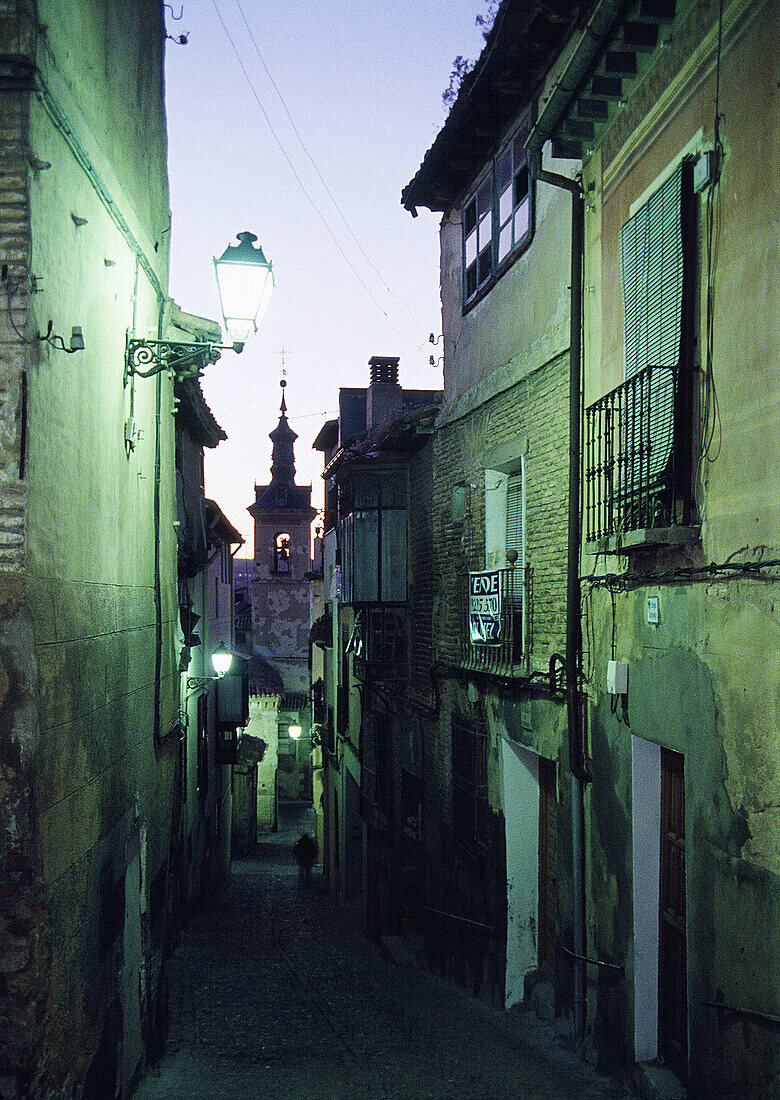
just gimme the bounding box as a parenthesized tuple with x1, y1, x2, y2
(186, 675, 218, 695)
(124, 333, 241, 385)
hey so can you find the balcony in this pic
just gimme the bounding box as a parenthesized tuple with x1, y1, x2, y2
(585, 365, 696, 549)
(458, 568, 523, 677)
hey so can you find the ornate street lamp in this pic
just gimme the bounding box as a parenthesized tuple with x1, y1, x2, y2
(187, 641, 234, 691)
(124, 231, 274, 384)
(213, 231, 275, 346)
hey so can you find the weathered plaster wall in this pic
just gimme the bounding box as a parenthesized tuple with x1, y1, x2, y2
(580, 5, 779, 1093)
(251, 696, 280, 834)
(585, 585, 779, 1092)
(0, 0, 178, 1092)
(587, 0, 780, 557)
(438, 151, 576, 412)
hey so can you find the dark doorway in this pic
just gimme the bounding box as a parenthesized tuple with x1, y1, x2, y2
(658, 747, 687, 1079)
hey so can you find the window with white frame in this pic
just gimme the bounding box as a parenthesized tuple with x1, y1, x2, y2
(496, 132, 531, 264)
(464, 175, 493, 301)
(484, 447, 526, 662)
(462, 116, 533, 306)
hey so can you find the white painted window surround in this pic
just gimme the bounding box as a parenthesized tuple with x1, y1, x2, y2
(484, 440, 527, 572)
(500, 738, 540, 1009)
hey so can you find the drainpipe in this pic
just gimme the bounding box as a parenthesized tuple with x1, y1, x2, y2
(529, 150, 587, 1046)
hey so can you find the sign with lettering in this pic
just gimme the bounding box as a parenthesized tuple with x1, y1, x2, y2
(469, 570, 503, 644)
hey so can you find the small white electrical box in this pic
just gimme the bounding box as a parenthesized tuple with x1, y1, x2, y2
(124, 416, 138, 450)
(647, 596, 660, 625)
(607, 660, 629, 695)
(694, 148, 719, 193)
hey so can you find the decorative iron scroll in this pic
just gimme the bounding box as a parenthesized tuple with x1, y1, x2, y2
(124, 334, 224, 384)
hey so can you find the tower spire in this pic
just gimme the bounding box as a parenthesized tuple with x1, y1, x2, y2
(268, 379, 298, 488)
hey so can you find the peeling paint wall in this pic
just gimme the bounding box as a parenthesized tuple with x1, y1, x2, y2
(581, 1, 779, 1093)
(0, 1, 182, 1093)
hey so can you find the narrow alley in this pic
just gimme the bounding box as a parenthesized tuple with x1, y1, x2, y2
(133, 804, 636, 1100)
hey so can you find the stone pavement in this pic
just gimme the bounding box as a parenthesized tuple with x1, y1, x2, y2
(133, 803, 637, 1100)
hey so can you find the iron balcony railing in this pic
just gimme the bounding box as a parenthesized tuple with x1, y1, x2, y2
(585, 364, 693, 542)
(459, 567, 523, 677)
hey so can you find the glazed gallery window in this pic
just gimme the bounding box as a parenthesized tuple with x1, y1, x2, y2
(463, 118, 533, 305)
(339, 471, 406, 604)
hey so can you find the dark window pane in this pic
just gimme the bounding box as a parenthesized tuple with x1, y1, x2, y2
(498, 149, 512, 194)
(478, 245, 492, 286)
(464, 197, 477, 235)
(514, 165, 529, 208)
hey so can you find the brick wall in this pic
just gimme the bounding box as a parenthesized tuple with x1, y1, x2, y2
(432, 351, 569, 675)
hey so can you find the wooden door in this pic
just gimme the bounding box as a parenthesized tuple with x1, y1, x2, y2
(659, 748, 687, 1078)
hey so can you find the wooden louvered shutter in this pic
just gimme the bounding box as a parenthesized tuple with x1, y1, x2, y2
(620, 165, 684, 492)
(506, 471, 524, 615)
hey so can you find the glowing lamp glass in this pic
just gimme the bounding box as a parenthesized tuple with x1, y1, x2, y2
(213, 231, 274, 345)
(288, 725, 302, 740)
(211, 643, 233, 677)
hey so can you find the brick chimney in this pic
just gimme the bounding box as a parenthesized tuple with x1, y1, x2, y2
(366, 356, 402, 430)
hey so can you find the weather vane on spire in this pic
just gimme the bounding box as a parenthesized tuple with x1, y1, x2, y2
(277, 345, 292, 377)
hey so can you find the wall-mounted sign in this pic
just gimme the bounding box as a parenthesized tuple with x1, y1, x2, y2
(469, 570, 502, 644)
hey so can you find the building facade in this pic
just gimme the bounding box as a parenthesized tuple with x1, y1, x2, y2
(396, 0, 778, 1095)
(314, 359, 442, 925)
(403, 0, 588, 1014)
(524, 0, 779, 1094)
(0, 4, 241, 1094)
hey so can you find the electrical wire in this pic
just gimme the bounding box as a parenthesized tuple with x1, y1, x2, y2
(210, 0, 421, 350)
(581, 552, 780, 594)
(700, 0, 724, 466)
(233, 0, 426, 333)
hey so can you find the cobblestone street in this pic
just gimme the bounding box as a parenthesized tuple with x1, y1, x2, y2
(133, 804, 637, 1100)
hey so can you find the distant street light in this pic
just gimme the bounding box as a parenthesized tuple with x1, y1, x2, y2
(288, 724, 302, 740)
(187, 642, 234, 691)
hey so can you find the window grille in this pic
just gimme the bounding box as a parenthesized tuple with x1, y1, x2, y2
(459, 567, 523, 675)
(451, 714, 489, 844)
(586, 160, 695, 541)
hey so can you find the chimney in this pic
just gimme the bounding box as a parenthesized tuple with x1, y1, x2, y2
(366, 356, 402, 429)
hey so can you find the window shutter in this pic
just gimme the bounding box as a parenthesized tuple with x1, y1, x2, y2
(620, 164, 685, 493)
(621, 164, 684, 378)
(506, 471, 524, 612)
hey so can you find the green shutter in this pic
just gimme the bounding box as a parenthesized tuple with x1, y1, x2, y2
(621, 164, 684, 378)
(620, 165, 685, 492)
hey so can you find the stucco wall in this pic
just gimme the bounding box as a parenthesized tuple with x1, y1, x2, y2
(0, 0, 178, 1092)
(581, 2, 779, 1093)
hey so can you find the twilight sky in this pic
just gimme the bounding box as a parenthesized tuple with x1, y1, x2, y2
(164, 0, 488, 551)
